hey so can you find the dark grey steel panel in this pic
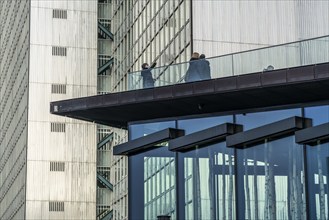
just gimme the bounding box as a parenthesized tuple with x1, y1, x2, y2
(315, 62, 329, 78)
(226, 116, 312, 148)
(295, 122, 329, 145)
(50, 63, 329, 128)
(168, 123, 243, 151)
(113, 128, 184, 155)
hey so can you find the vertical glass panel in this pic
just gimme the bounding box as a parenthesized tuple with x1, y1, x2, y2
(306, 141, 329, 220)
(129, 147, 176, 220)
(304, 105, 329, 126)
(178, 142, 236, 220)
(232, 43, 301, 75)
(178, 115, 233, 134)
(236, 108, 301, 130)
(236, 136, 306, 220)
(130, 120, 175, 139)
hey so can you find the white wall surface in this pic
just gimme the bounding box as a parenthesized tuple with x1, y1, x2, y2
(192, 0, 329, 57)
(26, 0, 98, 219)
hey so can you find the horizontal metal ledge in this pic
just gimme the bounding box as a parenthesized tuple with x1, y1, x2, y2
(169, 123, 243, 151)
(295, 122, 329, 145)
(113, 128, 184, 155)
(226, 116, 312, 149)
(50, 63, 329, 129)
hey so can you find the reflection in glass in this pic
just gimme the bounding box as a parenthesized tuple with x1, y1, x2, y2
(144, 153, 176, 220)
(306, 141, 329, 220)
(130, 121, 176, 140)
(237, 136, 306, 220)
(178, 115, 233, 135)
(304, 105, 329, 126)
(236, 108, 301, 130)
(181, 143, 235, 219)
(127, 36, 329, 91)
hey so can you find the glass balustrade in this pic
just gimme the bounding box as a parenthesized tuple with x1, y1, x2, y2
(128, 35, 329, 90)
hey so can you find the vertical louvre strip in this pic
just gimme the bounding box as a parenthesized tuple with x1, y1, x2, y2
(52, 9, 67, 19)
(50, 162, 65, 171)
(52, 46, 67, 56)
(49, 201, 65, 211)
(50, 122, 66, 132)
(51, 84, 67, 94)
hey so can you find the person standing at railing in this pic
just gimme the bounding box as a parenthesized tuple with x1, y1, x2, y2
(199, 54, 211, 80)
(185, 52, 202, 82)
(141, 62, 156, 88)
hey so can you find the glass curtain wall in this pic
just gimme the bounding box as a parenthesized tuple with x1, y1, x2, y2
(179, 143, 236, 220)
(236, 137, 306, 220)
(235, 109, 305, 220)
(129, 121, 176, 220)
(305, 105, 329, 220)
(177, 116, 234, 219)
(127, 105, 329, 220)
(306, 141, 329, 220)
(111, 0, 191, 92)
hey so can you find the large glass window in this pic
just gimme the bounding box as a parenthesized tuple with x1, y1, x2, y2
(236, 108, 301, 130)
(306, 141, 329, 220)
(304, 104, 329, 219)
(129, 120, 176, 139)
(129, 147, 176, 220)
(236, 136, 306, 220)
(178, 115, 233, 134)
(178, 142, 235, 220)
(304, 105, 329, 125)
(129, 120, 176, 219)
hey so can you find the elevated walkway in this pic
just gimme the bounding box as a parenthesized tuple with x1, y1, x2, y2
(51, 36, 329, 128)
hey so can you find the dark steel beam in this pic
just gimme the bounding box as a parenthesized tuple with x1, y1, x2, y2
(226, 116, 312, 148)
(113, 128, 185, 155)
(295, 122, 329, 145)
(50, 63, 329, 128)
(168, 123, 243, 151)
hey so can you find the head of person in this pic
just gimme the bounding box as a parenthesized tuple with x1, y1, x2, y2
(200, 54, 206, 59)
(142, 63, 149, 69)
(191, 52, 200, 59)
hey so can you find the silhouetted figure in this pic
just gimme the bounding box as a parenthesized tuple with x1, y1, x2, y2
(199, 54, 211, 80)
(185, 52, 202, 82)
(141, 62, 156, 88)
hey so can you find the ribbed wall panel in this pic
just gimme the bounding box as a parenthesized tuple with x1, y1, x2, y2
(31, 0, 97, 12)
(192, 0, 329, 56)
(29, 46, 97, 86)
(111, 0, 191, 92)
(27, 122, 96, 162)
(26, 1, 97, 219)
(30, 7, 97, 48)
(28, 84, 96, 122)
(26, 161, 96, 201)
(0, 0, 29, 219)
(25, 201, 96, 219)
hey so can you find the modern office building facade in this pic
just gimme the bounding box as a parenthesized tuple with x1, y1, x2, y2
(51, 41, 329, 220)
(104, 1, 328, 218)
(1, 1, 97, 219)
(2, 1, 329, 220)
(102, 1, 192, 219)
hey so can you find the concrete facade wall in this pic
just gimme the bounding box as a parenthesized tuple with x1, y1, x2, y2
(192, 0, 329, 56)
(0, 1, 30, 219)
(26, 1, 98, 219)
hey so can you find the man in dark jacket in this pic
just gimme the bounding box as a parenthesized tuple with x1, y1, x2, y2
(199, 54, 211, 80)
(185, 52, 202, 82)
(141, 62, 156, 88)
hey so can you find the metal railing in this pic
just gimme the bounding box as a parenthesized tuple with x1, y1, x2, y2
(128, 35, 329, 90)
